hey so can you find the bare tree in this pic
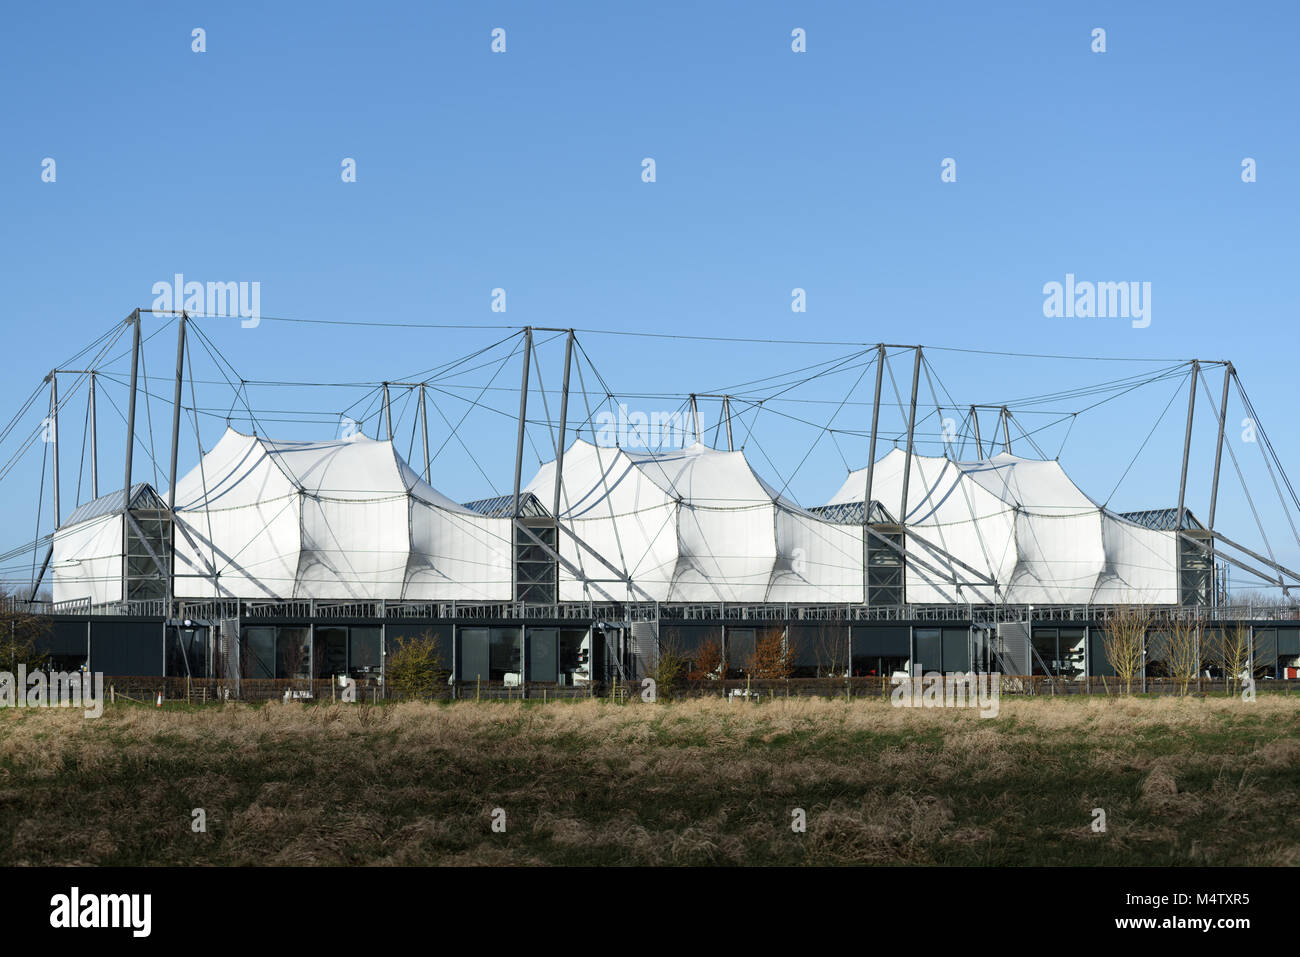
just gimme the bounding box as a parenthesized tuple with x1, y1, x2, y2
(1104, 605, 1150, 695)
(811, 619, 848, 677)
(1164, 615, 1201, 696)
(648, 629, 689, 694)
(278, 630, 308, 685)
(1209, 623, 1253, 696)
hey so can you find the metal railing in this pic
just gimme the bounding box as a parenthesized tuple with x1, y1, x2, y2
(12, 594, 1300, 626)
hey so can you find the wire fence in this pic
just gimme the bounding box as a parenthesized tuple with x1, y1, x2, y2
(96, 673, 1296, 705)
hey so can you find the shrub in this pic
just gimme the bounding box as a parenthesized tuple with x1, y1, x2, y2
(386, 633, 447, 700)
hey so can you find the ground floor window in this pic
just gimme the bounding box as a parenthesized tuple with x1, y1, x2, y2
(1032, 628, 1085, 678)
(488, 627, 522, 682)
(166, 624, 210, 677)
(349, 627, 382, 677)
(558, 629, 587, 683)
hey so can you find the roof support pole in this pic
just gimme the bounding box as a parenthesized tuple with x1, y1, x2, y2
(1206, 361, 1231, 605)
(48, 371, 60, 528)
(167, 313, 187, 514)
(418, 384, 431, 483)
(898, 346, 922, 523)
(166, 312, 188, 609)
(513, 327, 532, 519)
(30, 544, 53, 602)
(862, 344, 886, 604)
(722, 395, 734, 451)
(1176, 360, 1200, 531)
(552, 330, 574, 518)
(970, 405, 982, 459)
(382, 382, 393, 440)
(122, 309, 141, 607)
(1000, 406, 1012, 454)
(689, 394, 701, 444)
(1207, 362, 1232, 530)
(89, 372, 98, 499)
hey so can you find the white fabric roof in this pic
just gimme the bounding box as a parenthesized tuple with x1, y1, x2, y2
(826, 448, 1178, 604)
(52, 428, 1179, 607)
(169, 428, 513, 601)
(52, 510, 125, 605)
(524, 439, 863, 603)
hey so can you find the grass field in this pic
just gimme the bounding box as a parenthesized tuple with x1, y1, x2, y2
(1, 695, 1297, 866)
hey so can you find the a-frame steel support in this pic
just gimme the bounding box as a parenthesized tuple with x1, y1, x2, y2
(1176, 360, 1200, 531)
(552, 330, 574, 518)
(862, 344, 886, 604)
(512, 327, 532, 520)
(121, 310, 142, 605)
(166, 312, 188, 607)
(899, 346, 922, 523)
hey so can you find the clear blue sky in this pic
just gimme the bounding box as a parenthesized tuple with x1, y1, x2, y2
(2, 1, 1297, 589)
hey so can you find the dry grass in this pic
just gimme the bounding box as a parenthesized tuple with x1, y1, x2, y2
(0, 694, 1296, 865)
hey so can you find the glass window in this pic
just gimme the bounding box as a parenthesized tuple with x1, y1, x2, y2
(558, 629, 587, 684)
(726, 628, 755, 677)
(489, 627, 522, 681)
(349, 626, 382, 676)
(868, 530, 904, 607)
(528, 629, 558, 683)
(242, 627, 276, 679)
(125, 510, 171, 602)
(1031, 628, 1057, 676)
(276, 627, 310, 679)
(515, 522, 557, 604)
(315, 627, 347, 678)
(1179, 536, 1212, 607)
(165, 625, 209, 677)
(1058, 628, 1086, 678)
(1089, 629, 1116, 677)
(851, 626, 908, 676)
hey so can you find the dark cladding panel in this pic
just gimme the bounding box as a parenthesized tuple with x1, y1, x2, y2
(1089, 631, 1115, 677)
(914, 628, 941, 672)
(92, 620, 161, 676)
(852, 626, 909, 657)
(458, 627, 489, 682)
(942, 628, 971, 672)
(726, 628, 756, 672)
(528, 628, 558, 683)
(788, 623, 845, 668)
(41, 620, 88, 656)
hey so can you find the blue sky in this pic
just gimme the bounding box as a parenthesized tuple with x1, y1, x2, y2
(2, 1, 1298, 588)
